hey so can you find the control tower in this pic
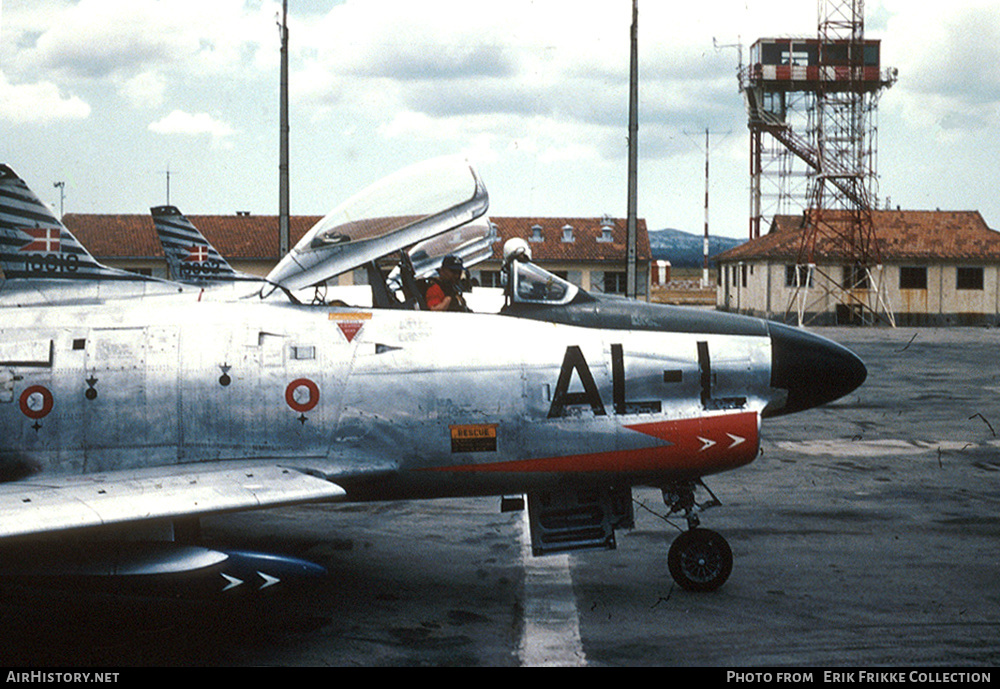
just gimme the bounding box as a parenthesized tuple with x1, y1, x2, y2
(740, 0, 897, 325)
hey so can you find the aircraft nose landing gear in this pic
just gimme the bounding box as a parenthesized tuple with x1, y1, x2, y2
(667, 527, 733, 592)
(661, 481, 733, 592)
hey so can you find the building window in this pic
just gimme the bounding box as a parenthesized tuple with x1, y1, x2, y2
(785, 265, 813, 287)
(561, 224, 574, 243)
(478, 270, 501, 288)
(602, 271, 627, 294)
(842, 265, 870, 290)
(957, 266, 984, 290)
(529, 225, 543, 243)
(899, 266, 927, 290)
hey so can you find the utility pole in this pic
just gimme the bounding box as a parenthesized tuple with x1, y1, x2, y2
(684, 128, 730, 287)
(625, 0, 639, 299)
(278, 0, 290, 257)
(703, 128, 710, 289)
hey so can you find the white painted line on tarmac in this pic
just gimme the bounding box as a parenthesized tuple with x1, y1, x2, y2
(775, 438, 1000, 457)
(517, 509, 587, 667)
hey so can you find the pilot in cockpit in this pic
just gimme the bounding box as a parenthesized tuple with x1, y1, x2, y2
(425, 254, 471, 312)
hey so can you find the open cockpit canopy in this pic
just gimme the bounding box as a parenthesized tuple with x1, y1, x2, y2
(265, 156, 489, 292)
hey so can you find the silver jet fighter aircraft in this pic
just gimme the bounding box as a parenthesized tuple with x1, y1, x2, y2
(0, 157, 866, 596)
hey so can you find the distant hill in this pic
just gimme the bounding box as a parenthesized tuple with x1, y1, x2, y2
(648, 228, 745, 268)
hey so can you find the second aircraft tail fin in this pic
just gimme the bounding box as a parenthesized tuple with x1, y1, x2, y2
(150, 205, 248, 284)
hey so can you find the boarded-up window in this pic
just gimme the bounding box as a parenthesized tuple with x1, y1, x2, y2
(785, 265, 814, 288)
(842, 265, 870, 290)
(899, 266, 927, 290)
(957, 267, 984, 291)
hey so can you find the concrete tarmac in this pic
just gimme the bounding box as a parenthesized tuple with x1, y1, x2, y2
(2, 327, 998, 667)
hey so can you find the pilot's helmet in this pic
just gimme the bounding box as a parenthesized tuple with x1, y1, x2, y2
(441, 254, 464, 273)
(503, 237, 531, 263)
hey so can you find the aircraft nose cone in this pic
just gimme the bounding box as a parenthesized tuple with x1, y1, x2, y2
(766, 323, 867, 417)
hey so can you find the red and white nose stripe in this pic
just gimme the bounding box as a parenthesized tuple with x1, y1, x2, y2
(625, 411, 760, 474)
(432, 410, 760, 477)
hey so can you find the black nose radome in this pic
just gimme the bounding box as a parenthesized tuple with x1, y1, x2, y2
(766, 323, 867, 417)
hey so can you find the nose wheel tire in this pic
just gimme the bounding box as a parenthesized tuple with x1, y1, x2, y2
(668, 528, 733, 592)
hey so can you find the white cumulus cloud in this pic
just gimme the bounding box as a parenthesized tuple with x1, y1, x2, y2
(0, 71, 91, 124)
(148, 109, 236, 144)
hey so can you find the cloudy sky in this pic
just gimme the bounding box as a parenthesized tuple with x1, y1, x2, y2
(2, 0, 999, 239)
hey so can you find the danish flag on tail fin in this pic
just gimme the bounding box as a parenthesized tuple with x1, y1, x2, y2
(20, 227, 61, 254)
(0, 164, 153, 282)
(184, 244, 209, 263)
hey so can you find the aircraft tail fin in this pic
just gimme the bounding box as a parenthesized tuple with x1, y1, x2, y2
(0, 164, 151, 282)
(150, 205, 247, 284)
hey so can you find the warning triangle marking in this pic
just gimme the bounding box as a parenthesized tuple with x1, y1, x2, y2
(338, 322, 363, 342)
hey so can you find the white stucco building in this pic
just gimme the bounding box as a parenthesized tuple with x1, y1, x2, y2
(715, 210, 1000, 326)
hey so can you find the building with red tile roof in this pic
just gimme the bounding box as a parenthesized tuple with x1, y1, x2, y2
(61, 213, 320, 278)
(482, 216, 650, 295)
(714, 210, 1000, 325)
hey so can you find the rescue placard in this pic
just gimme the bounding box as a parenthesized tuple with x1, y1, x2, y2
(327, 312, 373, 320)
(450, 424, 498, 453)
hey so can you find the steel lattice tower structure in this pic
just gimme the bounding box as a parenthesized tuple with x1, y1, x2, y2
(741, 0, 897, 324)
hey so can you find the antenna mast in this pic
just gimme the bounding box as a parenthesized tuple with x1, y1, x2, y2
(161, 165, 174, 205)
(53, 181, 66, 219)
(278, 0, 290, 257)
(626, 0, 639, 299)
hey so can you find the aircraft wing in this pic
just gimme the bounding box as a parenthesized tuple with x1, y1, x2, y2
(0, 462, 346, 541)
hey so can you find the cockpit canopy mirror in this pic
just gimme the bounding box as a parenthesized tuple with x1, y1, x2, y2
(406, 216, 496, 280)
(265, 156, 489, 291)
